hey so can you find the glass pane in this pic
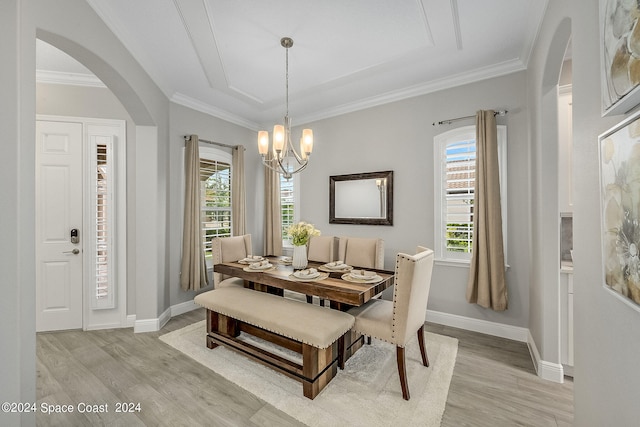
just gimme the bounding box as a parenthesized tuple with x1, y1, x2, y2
(200, 158, 232, 258)
(445, 139, 475, 254)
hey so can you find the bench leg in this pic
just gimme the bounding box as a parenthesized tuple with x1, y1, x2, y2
(302, 343, 338, 399)
(206, 335, 219, 349)
(338, 335, 345, 370)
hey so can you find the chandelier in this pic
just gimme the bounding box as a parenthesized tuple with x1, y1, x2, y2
(258, 37, 313, 180)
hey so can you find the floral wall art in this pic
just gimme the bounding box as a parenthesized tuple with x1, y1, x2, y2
(601, 0, 640, 116)
(600, 111, 640, 310)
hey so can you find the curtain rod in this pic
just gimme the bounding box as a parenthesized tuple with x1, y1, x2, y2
(432, 110, 508, 126)
(183, 135, 245, 150)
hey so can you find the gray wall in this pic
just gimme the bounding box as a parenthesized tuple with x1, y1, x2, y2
(571, 0, 640, 425)
(36, 82, 138, 314)
(1, 0, 37, 425)
(297, 71, 531, 327)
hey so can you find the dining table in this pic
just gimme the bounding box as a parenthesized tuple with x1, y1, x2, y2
(213, 255, 395, 359)
(213, 255, 394, 310)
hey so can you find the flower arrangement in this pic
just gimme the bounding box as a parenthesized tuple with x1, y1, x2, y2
(286, 221, 320, 246)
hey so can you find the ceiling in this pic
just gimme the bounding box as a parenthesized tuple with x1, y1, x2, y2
(36, 0, 547, 130)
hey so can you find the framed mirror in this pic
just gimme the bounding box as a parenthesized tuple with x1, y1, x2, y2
(330, 171, 393, 225)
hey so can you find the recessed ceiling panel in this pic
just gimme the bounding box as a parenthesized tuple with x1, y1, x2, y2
(57, 0, 548, 127)
(206, 0, 435, 104)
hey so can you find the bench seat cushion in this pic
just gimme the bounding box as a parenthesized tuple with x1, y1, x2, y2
(195, 287, 354, 349)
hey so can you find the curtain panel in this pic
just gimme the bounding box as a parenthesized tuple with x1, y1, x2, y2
(264, 154, 283, 256)
(180, 135, 210, 291)
(466, 110, 508, 310)
(232, 145, 246, 236)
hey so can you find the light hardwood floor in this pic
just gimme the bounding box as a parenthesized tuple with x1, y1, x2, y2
(36, 309, 573, 426)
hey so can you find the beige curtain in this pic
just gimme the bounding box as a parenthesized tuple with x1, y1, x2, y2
(232, 145, 246, 236)
(466, 110, 508, 310)
(264, 153, 283, 256)
(180, 135, 209, 291)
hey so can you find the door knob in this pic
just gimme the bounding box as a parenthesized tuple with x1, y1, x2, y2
(63, 249, 80, 255)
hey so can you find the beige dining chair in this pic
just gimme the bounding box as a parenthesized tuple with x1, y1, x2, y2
(304, 235, 339, 305)
(212, 234, 253, 288)
(307, 235, 338, 264)
(347, 246, 434, 400)
(338, 236, 384, 269)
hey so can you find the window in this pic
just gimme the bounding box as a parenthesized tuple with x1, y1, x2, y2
(199, 147, 232, 260)
(281, 173, 300, 248)
(433, 125, 507, 264)
(90, 136, 115, 309)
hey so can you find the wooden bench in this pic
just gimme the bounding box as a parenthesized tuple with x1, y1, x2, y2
(194, 287, 355, 399)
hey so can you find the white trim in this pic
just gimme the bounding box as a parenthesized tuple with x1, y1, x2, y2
(125, 314, 136, 328)
(132, 300, 200, 333)
(293, 60, 526, 126)
(36, 70, 106, 88)
(427, 309, 565, 383)
(527, 330, 565, 383)
(426, 309, 528, 342)
(134, 307, 171, 333)
(171, 93, 259, 131)
(171, 300, 200, 317)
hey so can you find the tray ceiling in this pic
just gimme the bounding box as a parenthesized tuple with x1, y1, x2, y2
(36, 0, 547, 130)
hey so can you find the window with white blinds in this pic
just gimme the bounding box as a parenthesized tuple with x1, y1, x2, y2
(444, 137, 476, 255)
(199, 149, 232, 260)
(433, 125, 507, 264)
(281, 174, 295, 245)
(90, 137, 115, 309)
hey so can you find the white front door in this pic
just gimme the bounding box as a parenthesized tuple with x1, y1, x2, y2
(35, 120, 84, 332)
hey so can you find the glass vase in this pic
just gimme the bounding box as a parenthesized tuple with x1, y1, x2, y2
(292, 244, 308, 269)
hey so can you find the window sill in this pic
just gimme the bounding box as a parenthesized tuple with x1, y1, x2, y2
(435, 258, 510, 270)
(435, 258, 470, 268)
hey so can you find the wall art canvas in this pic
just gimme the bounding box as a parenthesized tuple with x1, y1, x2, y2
(601, 0, 640, 116)
(600, 110, 640, 311)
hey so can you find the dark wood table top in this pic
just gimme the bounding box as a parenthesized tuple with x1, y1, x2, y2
(213, 256, 394, 308)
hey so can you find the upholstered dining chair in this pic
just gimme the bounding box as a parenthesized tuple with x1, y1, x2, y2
(338, 236, 384, 269)
(347, 246, 434, 400)
(304, 235, 339, 305)
(307, 235, 338, 264)
(212, 234, 252, 288)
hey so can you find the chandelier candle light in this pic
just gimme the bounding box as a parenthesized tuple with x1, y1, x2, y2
(258, 37, 313, 180)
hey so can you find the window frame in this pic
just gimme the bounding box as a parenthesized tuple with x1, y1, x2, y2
(433, 125, 507, 266)
(199, 146, 233, 265)
(281, 173, 300, 249)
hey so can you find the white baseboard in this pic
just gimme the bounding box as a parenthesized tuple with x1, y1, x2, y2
(125, 314, 136, 328)
(426, 309, 564, 384)
(133, 307, 171, 333)
(132, 300, 200, 333)
(527, 330, 565, 383)
(171, 299, 199, 317)
(84, 322, 123, 331)
(426, 309, 529, 342)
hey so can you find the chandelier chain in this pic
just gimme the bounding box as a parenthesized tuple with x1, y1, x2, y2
(285, 43, 289, 118)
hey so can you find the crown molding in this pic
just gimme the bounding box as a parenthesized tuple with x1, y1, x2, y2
(293, 58, 526, 125)
(171, 92, 260, 131)
(36, 70, 106, 88)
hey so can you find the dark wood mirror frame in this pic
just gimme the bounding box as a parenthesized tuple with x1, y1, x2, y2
(329, 170, 393, 225)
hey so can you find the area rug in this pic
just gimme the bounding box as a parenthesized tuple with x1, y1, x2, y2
(160, 320, 458, 427)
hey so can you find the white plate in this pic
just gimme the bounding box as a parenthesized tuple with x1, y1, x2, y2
(293, 271, 321, 279)
(341, 273, 382, 283)
(238, 256, 264, 264)
(243, 263, 273, 271)
(323, 263, 352, 270)
(349, 270, 378, 280)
